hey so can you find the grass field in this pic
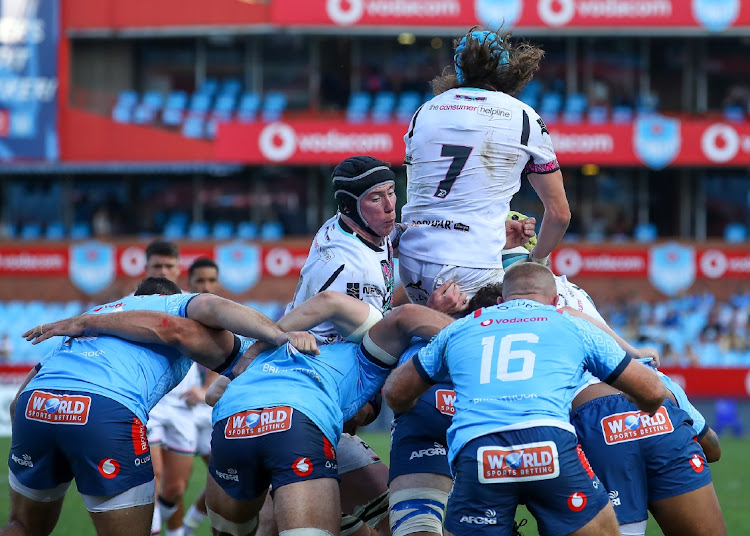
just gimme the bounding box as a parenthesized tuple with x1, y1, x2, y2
(0, 433, 748, 535)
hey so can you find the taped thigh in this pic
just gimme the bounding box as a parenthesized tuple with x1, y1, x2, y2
(340, 489, 390, 536)
(279, 529, 334, 536)
(8, 470, 70, 503)
(207, 507, 259, 536)
(389, 488, 448, 536)
(81, 479, 155, 513)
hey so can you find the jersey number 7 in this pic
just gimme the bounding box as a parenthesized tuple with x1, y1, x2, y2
(433, 144, 472, 199)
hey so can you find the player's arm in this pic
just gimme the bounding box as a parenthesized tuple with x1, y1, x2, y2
(699, 428, 721, 463)
(527, 169, 570, 263)
(9, 365, 38, 426)
(608, 360, 666, 415)
(24, 312, 238, 370)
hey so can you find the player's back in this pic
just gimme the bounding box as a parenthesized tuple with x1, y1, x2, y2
(401, 89, 544, 268)
(26, 294, 195, 424)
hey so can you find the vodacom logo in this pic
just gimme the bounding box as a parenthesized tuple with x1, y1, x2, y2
(538, 0, 575, 27)
(701, 123, 740, 164)
(259, 123, 297, 162)
(554, 248, 582, 277)
(699, 249, 727, 279)
(327, 0, 364, 25)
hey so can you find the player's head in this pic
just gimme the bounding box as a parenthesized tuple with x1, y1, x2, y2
(145, 240, 180, 283)
(134, 276, 182, 296)
(333, 155, 396, 238)
(465, 282, 504, 314)
(501, 262, 556, 305)
(188, 257, 219, 294)
(432, 26, 544, 97)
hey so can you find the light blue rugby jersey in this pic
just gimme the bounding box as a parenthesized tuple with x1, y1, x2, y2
(213, 341, 391, 446)
(657, 371, 707, 438)
(415, 299, 630, 466)
(26, 294, 198, 424)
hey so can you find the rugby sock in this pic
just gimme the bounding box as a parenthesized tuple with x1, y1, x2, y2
(183, 504, 207, 534)
(151, 507, 161, 535)
(157, 496, 179, 524)
(166, 529, 184, 536)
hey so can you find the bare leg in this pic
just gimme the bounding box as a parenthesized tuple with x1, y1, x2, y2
(205, 473, 266, 536)
(255, 493, 278, 536)
(161, 449, 195, 531)
(90, 504, 154, 536)
(0, 488, 65, 536)
(273, 479, 341, 534)
(340, 462, 391, 536)
(648, 483, 727, 536)
(566, 502, 619, 536)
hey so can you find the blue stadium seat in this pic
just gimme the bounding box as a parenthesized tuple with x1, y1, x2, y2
(189, 93, 212, 115)
(212, 93, 237, 122)
(237, 221, 258, 240)
(588, 106, 608, 124)
(213, 221, 234, 241)
(220, 78, 242, 98)
(161, 91, 188, 126)
(724, 223, 747, 243)
(188, 222, 209, 241)
(346, 92, 371, 123)
(198, 78, 219, 96)
(260, 221, 284, 241)
(163, 221, 185, 240)
(133, 90, 164, 124)
(19, 223, 41, 240)
(0, 222, 15, 239)
(112, 90, 138, 123)
(71, 222, 91, 240)
(45, 221, 65, 240)
(634, 222, 657, 242)
(371, 91, 396, 123)
(396, 91, 422, 122)
(612, 105, 634, 123)
(261, 92, 287, 122)
(182, 114, 205, 138)
(540, 93, 563, 114)
(237, 92, 261, 123)
(723, 106, 745, 123)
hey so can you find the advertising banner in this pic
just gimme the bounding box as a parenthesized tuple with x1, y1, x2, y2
(0, 0, 58, 160)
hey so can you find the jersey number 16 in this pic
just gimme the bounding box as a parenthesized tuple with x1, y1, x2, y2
(480, 333, 538, 384)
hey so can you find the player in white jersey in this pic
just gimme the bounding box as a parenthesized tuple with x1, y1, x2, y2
(399, 28, 570, 306)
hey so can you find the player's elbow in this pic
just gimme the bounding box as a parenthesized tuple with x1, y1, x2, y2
(383, 380, 415, 414)
(155, 316, 192, 348)
(701, 429, 722, 463)
(545, 204, 571, 230)
(637, 382, 667, 415)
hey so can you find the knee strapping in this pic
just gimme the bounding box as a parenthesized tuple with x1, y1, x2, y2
(207, 508, 259, 536)
(344, 304, 383, 343)
(341, 490, 390, 536)
(362, 332, 397, 366)
(389, 488, 448, 536)
(279, 529, 334, 536)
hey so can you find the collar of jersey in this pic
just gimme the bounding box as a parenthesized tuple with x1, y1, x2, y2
(498, 298, 556, 310)
(337, 217, 384, 253)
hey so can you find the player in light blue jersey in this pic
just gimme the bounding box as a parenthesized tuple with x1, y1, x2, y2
(384, 263, 666, 536)
(6, 277, 317, 536)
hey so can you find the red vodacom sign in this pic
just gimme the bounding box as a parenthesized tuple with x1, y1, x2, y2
(215, 121, 406, 165)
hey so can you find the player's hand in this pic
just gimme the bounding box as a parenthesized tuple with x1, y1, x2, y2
(205, 376, 230, 407)
(232, 341, 273, 376)
(180, 386, 206, 406)
(505, 215, 537, 250)
(22, 316, 88, 345)
(343, 403, 376, 435)
(426, 279, 468, 315)
(637, 347, 660, 368)
(276, 331, 320, 355)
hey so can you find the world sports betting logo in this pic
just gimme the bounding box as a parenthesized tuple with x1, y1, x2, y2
(477, 442, 559, 483)
(25, 391, 91, 425)
(600, 407, 674, 445)
(435, 389, 456, 416)
(224, 406, 293, 439)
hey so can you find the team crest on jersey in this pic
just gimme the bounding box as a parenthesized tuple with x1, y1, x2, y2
(435, 389, 456, 416)
(475, 0, 522, 28)
(601, 407, 674, 445)
(478, 442, 559, 483)
(215, 241, 261, 293)
(346, 282, 360, 298)
(25, 391, 91, 425)
(692, 0, 739, 32)
(69, 241, 115, 295)
(648, 243, 696, 296)
(633, 116, 681, 170)
(224, 407, 292, 439)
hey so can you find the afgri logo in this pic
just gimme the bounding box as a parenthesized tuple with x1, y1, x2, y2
(692, 0, 739, 32)
(475, 0, 522, 28)
(478, 442, 559, 483)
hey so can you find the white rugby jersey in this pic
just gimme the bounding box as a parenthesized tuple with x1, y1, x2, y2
(400, 88, 559, 268)
(286, 214, 395, 345)
(554, 274, 606, 324)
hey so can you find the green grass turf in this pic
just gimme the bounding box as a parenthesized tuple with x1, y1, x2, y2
(0, 433, 748, 535)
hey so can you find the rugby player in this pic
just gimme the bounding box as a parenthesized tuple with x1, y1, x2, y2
(384, 263, 666, 536)
(5, 277, 317, 536)
(399, 27, 570, 306)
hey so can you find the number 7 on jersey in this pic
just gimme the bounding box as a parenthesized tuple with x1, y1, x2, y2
(433, 144, 472, 199)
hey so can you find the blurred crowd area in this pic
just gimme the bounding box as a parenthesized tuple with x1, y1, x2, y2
(3, 293, 750, 368)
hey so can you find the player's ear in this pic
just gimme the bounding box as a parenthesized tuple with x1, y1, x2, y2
(496, 297, 504, 304)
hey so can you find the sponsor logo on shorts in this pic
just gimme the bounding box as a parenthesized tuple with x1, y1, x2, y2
(323, 435, 337, 460)
(10, 453, 33, 468)
(576, 444, 595, 479)
(224, 407, 293, 439)
(459, 509, 496, 525)
(477, 442, 559, 483)
(567, 492, 587, 512)
(601, 406, 674, 445)
(215, 467, 240, 481)
(690, 454, 705, 473)
(98, 458, 120, 479)
(134, 454, 151, 467)
(292, 457, 314, 477)
(409, 442, 447, 461)
(608, 490, 621, 506)
(132, 417, 148, 455)
(435, 389, 456, 416)
(25, 391, 91, 425)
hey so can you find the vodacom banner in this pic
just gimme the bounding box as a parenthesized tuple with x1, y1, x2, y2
(214, 118, 750, 168)
(271, 0, 750, 32)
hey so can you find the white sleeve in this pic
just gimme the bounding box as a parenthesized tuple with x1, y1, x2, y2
(522, 108, 559, 174)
